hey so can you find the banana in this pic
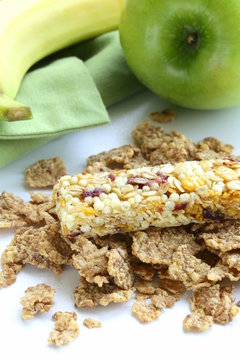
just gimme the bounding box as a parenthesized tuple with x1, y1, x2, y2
(0, 0, 125, 121)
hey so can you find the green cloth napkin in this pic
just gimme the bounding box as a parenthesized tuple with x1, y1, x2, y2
(0, 31, 143, 168)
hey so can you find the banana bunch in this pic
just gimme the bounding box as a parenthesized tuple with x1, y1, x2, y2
(0, 0, 125, 122)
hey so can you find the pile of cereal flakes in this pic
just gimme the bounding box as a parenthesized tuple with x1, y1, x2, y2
(1, 119, 240, 346)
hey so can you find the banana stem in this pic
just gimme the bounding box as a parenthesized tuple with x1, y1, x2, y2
(0, 91, 33, 121)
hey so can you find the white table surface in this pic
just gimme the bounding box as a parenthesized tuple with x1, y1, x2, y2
(1, 90, 240, 360)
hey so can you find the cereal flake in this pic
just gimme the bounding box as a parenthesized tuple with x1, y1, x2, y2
(20, 283, 55, 319)
(72, 237, 109, 287)
(1, 222, 72, 285)
(183, 309, 213, 332)
(132, 122, 197, 164)
(151, 289, 178, 309)
(168, 245, 211, 289)
(74, 278, 133, 308)
(26, 157, 66, 188)
(198, 221, 240, 252)
(107, 247, 134, 290)
(132, 300, 161, 323)
(150, 109, 175, 123)
(83, 318, 102, 328)
(190, 284, 239, 324)
(132, 228, 201, 266)
(85, 145, 148, 174)
(48, 311, 79, 346)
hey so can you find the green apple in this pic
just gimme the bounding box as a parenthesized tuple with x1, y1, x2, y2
(119, 0, 240, 109)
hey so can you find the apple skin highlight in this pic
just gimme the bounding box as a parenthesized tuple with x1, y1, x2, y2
(119, 0, 240, 110)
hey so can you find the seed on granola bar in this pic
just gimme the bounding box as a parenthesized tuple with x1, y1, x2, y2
(20, 283, 55, 320)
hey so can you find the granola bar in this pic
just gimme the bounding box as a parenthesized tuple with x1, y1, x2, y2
(54, 159, 240, 239)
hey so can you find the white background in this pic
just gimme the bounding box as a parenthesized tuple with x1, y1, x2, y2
(0, 90, 240, 360)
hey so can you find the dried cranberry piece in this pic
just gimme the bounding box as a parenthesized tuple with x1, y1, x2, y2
(156, 172, 168, 184)
(174, 202, 188, 211)
(203, 209, 225, 221)
(81, 188, 106, 199)
(127, 175, 149, 189)
(224, 157, 240, 163)
(68, 231, 83, 242)
(108, 173, 116, 181)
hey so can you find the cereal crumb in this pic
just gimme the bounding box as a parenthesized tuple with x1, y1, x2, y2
(183, 310, 213, 332)
(132, 300, 161, 323)
(48, 311, 79, 346)
(0, 267, 18, 287)
(83, 318, 102, 328)
(190, 284, 239, 324)
(20, 283, 55, 319)
(26, 157, 66, 188)
(150, 109, 175, 123)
